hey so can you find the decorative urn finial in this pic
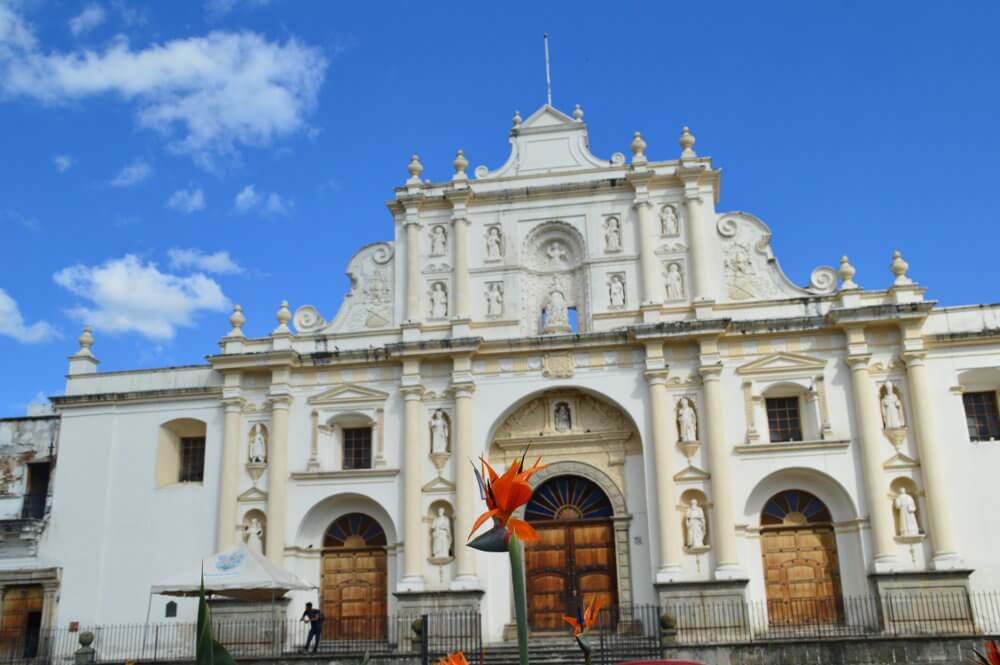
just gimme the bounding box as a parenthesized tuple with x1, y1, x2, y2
(573, 104, 584, 121)
(77, 326, 94, 355)
(228, 304, 246, 337)
(890, 250, 912, 286)
(512, 110, 522, 127)
(630, 132, 648, 164)
(274, 300, 292, 333)
(838, 256, 858, 290)
(452, 149, 468, 180)
(406, 154, 423, 184)
(679, 126, 697, 159)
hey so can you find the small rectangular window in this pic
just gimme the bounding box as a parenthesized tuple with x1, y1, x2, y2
(342, 428, 372, 470)
(963, 391, 1000, 441)
(766, 397, 803, 443)
(179, 437, 205, 482)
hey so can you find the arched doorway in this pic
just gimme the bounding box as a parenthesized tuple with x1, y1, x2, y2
(524, 475, 618, 631)
(321, 513, 387, 640)
(760, 490, 844, 625)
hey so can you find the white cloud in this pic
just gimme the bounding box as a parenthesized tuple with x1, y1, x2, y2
(110, 159, 151, 187)
(0, 4, 327, 167)
(53, 255, 228, 340)
(69, 4, 106, 36)
(234, 184, 288, 215)
(53, 154, 73, 172)
(167, 248, 243, 274)
(234, 184, 260, 211)
(0, 288, 58, 343)
(167, 187, 205, 213)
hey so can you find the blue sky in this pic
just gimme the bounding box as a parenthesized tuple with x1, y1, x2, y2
(1, 0, 998, 413)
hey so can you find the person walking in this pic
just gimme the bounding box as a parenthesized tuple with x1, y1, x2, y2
(301, 602, 324, 654)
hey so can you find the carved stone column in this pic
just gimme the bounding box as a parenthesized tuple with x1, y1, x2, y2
(451, 379, 478, 587)
(902, 352, 960, 568)
(266, 393, 292, 565)
(217, 395, 244, 549)
(403, 205, 422, 323)
(645, 370, 684, 581)
(699, 365, 741, 578)
(846, 355, 898, 571)
(449, 191, 471, 323)
(400, 378, 426, 591)
(680, 174, 717, 305)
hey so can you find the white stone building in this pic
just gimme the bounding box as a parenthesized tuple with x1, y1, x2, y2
(24, 104, 1000, 643)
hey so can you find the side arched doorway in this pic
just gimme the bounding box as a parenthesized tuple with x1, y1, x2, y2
(524, 475, 618, 631)
(321, 513, 388, 639)
(760, 490, 844, 625)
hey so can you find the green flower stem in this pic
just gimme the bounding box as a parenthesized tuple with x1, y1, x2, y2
(508, 534, 529, 665)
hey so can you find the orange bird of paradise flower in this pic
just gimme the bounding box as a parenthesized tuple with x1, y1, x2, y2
(467, 452, 545, 550)
(437, 651, 469, 665)
(973, 640, 1000, 665)
(564, 595, 606, 636)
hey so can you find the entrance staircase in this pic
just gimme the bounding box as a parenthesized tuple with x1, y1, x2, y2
(472, 636, 658, 665)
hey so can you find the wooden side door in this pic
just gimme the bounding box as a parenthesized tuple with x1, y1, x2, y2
(762, 526, 842, 625)
(321, 548, 387, 640)
(525, 521, 617, 631)
(0, 586, 43, 657)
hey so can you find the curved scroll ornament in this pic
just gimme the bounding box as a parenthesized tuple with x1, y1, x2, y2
(717, 213, 837, 300)
(322, 241, 396, 332)
(293, 305, 326, 333)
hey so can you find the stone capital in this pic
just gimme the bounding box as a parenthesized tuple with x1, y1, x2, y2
(450, 381, 476, 399)
(901, 351, 928, 367)
(222, 397, 245, 413)
(268, 393, 293, 409)
(846, 354, 873, 370)
(643, 369, 670, 387)
(698, 364, 723, 380)
(400, 385, 425, 401)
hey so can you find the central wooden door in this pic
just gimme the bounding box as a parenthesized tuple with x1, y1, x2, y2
(524, 476, 618, 631)
(321, 513, 388, 640)
(0, 585, 43, 658)
(760, 490, 843, 625)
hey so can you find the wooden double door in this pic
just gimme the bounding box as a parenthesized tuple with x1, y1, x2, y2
(320, 547, 387, 640)
(524, 520, 618, 631)
(762, 525, 843, 625)
(0, 586, 43, 658)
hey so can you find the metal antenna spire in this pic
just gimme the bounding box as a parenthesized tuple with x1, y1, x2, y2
(543, 33, 553, 107)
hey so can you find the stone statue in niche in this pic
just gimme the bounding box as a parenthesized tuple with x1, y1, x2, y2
(660, 205, 679, 236)
(546, 241, 568, 266)
(431, 508, 452, 560)
(686, 499, 707, 549)
(248, 424, 267, 464)
(429, 282, 448, 318)
(895, 487, 919, 536)
(881, 382, 906, 430)
(665, 263, 685, 300)
(608, 275, 626, 308)
(544, 284, 571, 333)
(605, 217, 622, 252)
(245, 517, 264, 554)
(486, 226, 504, 260)
(678, 398, 698, 442)
(554, 402, 572, 432)
(430, 225, 448, 256)
(430, 409, 450, 454)
(486, 283, 504, 317)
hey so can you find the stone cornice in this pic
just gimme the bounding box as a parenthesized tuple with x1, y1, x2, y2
(207, 349, 300, 371)
(827, 302, 935, 326)
(51, 386, 222, 408)
(631, 319, 731, 341)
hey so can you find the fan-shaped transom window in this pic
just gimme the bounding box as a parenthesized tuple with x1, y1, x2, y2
(525, 476, 613, 522)
(324, 513, 387, 548)
(761, 489, 832, 527)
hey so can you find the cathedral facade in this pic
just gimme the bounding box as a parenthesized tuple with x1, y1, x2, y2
(31, 104, 1000, 641)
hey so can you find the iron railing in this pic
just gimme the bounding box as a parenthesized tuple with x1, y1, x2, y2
(597, 591, 1000, 654)
(0, 611, 481, 664)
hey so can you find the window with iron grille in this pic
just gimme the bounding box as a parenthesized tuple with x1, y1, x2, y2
(343, 427, 373, 470)
(963, 391, 1000, 441)
(766, 397, 803, 442)
(179, 437, 205, 482)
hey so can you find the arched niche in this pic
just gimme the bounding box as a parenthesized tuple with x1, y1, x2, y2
(241, 508, 267, 555)
(679, 488, 710, 550)
(889, 476, 923, 538)
(155, 418, 207, 488)
(427, 500, 454, 562)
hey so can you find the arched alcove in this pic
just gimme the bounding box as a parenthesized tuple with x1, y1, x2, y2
(155, 418, 207, 487)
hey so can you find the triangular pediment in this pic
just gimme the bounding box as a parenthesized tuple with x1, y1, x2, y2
(883, 452, 920, 470)
(520, 104, 576, 130)
(737, 352, 827, 376)
(422, 475, 456, 494)
(674, 465, 711, 482)
(238, 487, 268, 503)
(308, 384, 390, 405)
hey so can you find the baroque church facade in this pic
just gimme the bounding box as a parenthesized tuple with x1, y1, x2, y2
(20, 104, 1000, 641)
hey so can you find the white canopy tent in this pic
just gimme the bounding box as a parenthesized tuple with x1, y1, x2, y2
(151, 544, 314, 602)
